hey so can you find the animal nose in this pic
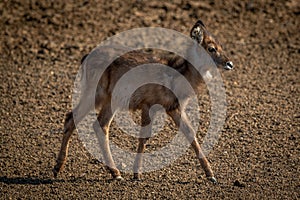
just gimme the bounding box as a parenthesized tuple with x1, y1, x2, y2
(224, 61, 233, 70)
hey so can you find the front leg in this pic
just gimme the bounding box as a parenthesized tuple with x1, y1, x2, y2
(167, 109, 216, 183)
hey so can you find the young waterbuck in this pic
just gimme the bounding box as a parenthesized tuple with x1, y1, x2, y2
(53, 20, 233, 183)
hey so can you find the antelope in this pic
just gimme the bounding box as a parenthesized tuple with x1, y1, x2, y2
(53, 20, 233, 183)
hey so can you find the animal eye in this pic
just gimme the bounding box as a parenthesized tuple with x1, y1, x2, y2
(208, 47, 216, 53)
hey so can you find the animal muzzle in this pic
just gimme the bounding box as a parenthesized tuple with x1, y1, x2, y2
(224, 61, 234, 70)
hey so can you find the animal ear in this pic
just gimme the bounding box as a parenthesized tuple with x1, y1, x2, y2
(81, 54, 89, 64)
(190, 20, 205, 44)
(195, 20, 205, 27)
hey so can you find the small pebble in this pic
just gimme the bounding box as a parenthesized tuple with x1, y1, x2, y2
(233, 180, 246, 187)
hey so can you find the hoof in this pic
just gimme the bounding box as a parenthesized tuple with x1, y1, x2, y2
(133, 173, 142, 181)
(52, 168, 58, 178)
(208, 176, 217, 184)
(133, 177, 142, 182)
(114, 176, 124, 181)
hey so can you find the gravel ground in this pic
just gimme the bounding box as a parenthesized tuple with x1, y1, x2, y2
(1, 0, 299, 199)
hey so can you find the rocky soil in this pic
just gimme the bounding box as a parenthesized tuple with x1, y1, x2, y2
(0, 0, 299, 199)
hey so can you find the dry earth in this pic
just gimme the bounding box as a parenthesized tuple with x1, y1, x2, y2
(0, 0, 299, 199)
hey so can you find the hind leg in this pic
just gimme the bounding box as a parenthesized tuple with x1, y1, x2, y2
(93, 103, 122, 180)
(53, 98, 93, 178)
(133, 105, 152, 180)
(53, 112, 75, 177)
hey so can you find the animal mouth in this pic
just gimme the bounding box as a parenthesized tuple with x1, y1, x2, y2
(224, 61, 234, 70)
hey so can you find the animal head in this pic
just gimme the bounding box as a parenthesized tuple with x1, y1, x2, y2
(190, 20, 233, 70)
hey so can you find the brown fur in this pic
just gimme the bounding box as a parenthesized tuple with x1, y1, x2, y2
(53, 20, 233, 182)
